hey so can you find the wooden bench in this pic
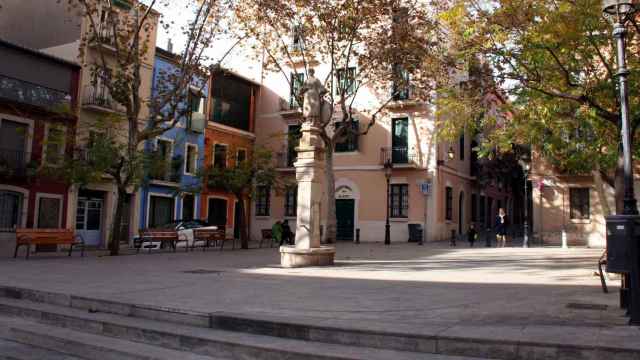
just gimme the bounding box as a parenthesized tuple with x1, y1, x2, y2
(137, 229, 182, 253)
(192, 228, 220, 251)
(14, 229, 85, 259)
(214, 227, 236, 251)
(259, 229, 276, 248)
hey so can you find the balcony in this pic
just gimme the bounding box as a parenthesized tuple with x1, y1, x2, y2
(82, 85, 125, 114)
(149, 161, 181, 184)
(0, 75, 72, 114)
(380, 147, 419, 168)
(90, 26, 117, 51)
(0, 148, 31, 178)
(187, 112, 205, 133)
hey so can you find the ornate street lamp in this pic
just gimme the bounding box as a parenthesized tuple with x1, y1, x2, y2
(384, 159, 393, 245)
(447, 146, 455, 160)
(519, 160, 531, 248)
(602, 0, 640, 325)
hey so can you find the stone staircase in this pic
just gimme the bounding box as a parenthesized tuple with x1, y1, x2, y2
(0, 285, 637, 360)
(0, 286, 487, 360)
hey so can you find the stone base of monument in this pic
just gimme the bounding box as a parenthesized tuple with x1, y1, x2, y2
(280, 246, 336, 268)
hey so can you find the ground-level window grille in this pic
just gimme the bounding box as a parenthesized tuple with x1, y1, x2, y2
(389, 184, 409, 218)
(570, 188, 590, 220)
(255, 185, 270, 217)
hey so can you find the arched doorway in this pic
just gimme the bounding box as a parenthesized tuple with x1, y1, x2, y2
(458, 191, 465, 236)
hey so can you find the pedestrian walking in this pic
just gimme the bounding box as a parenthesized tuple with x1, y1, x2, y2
(450, 230, 457, 247)
(281, 219, 294, 245)
(272, 221, 283, 246)
(467, 224, 477, 247)
(495, 208, 508, 247)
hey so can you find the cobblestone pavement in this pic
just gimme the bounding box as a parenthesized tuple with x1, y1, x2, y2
(0, 241, 628, 330)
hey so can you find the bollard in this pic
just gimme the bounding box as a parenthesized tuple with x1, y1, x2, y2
(355, 228, 360, 244)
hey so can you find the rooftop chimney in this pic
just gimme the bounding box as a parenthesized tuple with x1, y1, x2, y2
(167, 39, 173, 53)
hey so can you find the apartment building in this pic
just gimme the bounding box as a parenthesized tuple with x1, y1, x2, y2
(0, 40, 81, 257)
(137, 47, 207, 232)
(200, 68, 260, 239)
(0, 0, 158, 249)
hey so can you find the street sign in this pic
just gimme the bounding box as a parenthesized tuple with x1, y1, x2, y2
(419, 181, 432, 196)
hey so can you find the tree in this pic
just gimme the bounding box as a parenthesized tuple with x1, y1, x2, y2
(65, 0, 227, 255)
(439, 0, 640, 214)
(233, 0, 444, 243)
(202, 147, 280, 249)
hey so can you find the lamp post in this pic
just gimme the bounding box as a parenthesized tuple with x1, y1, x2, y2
(602, 0, 640, 325)
(384, 159, 393, 245)
(521, 162, 530, 248)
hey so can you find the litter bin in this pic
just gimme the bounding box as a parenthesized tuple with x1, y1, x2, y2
(408, 224, 423, 243)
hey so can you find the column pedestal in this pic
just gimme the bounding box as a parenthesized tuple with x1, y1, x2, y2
(280, 122, 335, 268)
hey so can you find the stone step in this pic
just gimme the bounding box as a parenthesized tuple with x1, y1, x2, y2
(0, 315, 221, 360)
(0, 338, 84, 360)
(0, 297, 484, 360)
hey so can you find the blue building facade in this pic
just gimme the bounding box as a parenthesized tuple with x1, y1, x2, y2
(138, 47, 207, 230)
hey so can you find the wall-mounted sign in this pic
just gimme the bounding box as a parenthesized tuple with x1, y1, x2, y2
(419, 181, 432, 196)
(336, 186, 353, 199)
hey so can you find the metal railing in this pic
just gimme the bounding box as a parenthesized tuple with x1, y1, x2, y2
(82, 85, 125, 113)
(380, 146, 418, 165)
(91, 26, 117, 48)
(0, 148, 30, 177)
(0, 75, 72, 112)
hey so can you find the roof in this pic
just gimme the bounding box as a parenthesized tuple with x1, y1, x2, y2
(0, 38, 80, 69)
(210, 65, 262, 87)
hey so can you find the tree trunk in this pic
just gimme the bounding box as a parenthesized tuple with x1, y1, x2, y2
(109, 187, 126, 256)
(593, 166, 612, 217)
(324, 148, 336, 244)
(237, 195, 249, 249)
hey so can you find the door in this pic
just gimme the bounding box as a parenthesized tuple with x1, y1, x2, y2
(391, 118, 408, 163)
(149, 196, 175, 228)
(336, 199, 355, 241)
(36, 196, 62, 252)
(207, 198, 228, 229)
(0, 191, 22, 231)
(76, 196, 103, 247)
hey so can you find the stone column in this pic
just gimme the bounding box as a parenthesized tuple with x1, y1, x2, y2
(280, 122, 336, 267)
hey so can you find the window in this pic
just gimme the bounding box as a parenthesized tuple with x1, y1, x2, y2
(389, 184, 409, 218)
(570, 188, 590, 220)
(335, 67, 356, 96)
(255, 185, 270, 216)
(392, 64, 410, 101)
(334, 120, 359, 152)
(0, 119, 29, 170)
(290, 73, 305, 109)
(459, 134, 465, 160)
(185, 144, 197, 175)
(182, 194, 195, 221)
(285, 186, 297, 217)
(152, 138, 173, 180)
(36, 196, 62, 229)
(287, 125, 301, 167)
(236, 149, 247, 166)
(213, 144, 227, 169)
(157, 139, 172, 161)
(0, 191, 23, 231)
(445, 186, 453, 221)
(44, 126, 65, 166)
(291, 24, 304, 51)
(210, 74, 252, 131)
(149, 196, 175, 228)
(471, 193, 478, 222)
(187, 89, 206, 132)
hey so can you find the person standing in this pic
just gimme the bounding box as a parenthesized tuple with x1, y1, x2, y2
(467, 224, 478, 247)
(495, 208, 508, 247)
(281, 219, 294, 245)
(272, 221, 283, 246)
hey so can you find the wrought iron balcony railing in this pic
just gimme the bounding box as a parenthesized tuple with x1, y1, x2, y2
(82, 85, 125, 113)
(0, 75, 72, 113)
(380, 146, 418, 166)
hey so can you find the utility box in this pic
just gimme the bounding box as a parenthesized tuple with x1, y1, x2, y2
(605, 215, 639, 274)
(408, 224, 423, 243)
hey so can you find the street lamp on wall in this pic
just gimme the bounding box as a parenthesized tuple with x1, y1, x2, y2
(384, 159, 393, 245)
(447, 146, 455, 160)
(602, 0, 640, 325)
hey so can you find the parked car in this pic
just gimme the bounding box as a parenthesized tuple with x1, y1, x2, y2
(134, 220, 219, 249)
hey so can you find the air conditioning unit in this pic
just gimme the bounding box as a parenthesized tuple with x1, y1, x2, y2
(188, 113, 205, 133)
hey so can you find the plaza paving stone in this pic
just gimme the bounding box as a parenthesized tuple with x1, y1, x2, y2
(0, 241, 634, 351)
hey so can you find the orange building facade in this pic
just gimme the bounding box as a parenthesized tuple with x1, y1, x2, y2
(200, 69, 259, 238)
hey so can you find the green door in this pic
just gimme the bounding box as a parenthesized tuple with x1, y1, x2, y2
(336, 199, 355, 241)
(392, 118, 409, 163)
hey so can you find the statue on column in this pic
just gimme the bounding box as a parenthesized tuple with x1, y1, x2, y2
(300, 68, 327, 125)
